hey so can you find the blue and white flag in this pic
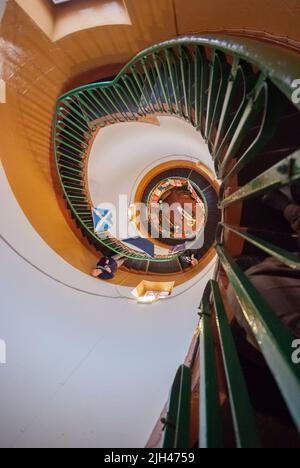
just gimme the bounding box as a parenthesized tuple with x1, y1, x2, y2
(92, 207, 115, 234)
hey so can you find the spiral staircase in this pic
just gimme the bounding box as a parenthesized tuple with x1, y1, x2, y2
(52, 36, 300, 448)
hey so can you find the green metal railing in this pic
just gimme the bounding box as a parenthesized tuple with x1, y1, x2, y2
(167, 262, 300, 448)
(200, 281, 261, 448)
(199, 282, 224, 449)
(53, 35, 300, 261)
(161, 365, 192, 449)
(53, 35, 300, 445)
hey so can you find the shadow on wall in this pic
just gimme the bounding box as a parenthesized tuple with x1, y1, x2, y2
(15, 0, 131, 42)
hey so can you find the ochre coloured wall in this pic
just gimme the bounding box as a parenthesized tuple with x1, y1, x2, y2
(0, 0, 177, 278)
(1, 0, 300, 279)
(174, 0, 300, 49)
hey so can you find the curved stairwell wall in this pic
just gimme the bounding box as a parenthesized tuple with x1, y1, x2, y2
(0, 159, 216, 295)
(1, 0, 300, 449)
(0, 162, 118, 297)
(88, 117, 213, 210)
(0, 240, 216, 449)
(1, 0, 300, 279)
(0, 0, 178, 276)
(0, 158, 217, 448)
(174, 0, 300, 50)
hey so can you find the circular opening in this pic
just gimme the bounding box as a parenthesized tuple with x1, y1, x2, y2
(147, 177, 207, 245)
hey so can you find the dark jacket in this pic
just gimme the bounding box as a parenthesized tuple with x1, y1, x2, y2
(179, 249, 201, 269)
(97, 257, 118, 280)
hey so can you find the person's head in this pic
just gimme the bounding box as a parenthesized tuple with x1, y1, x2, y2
(91, 268, 101, 278)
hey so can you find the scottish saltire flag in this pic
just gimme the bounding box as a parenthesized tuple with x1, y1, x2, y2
(92, 207, 115, 233)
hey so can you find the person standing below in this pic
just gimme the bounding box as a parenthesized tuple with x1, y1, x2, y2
(91, 255, 126, 281)
(179, 250, 200, 269)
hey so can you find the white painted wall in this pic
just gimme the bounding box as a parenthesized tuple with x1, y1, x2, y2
(0, 238, 215, 448)
(0, 161, 215, 297)
(0, 163, 119, 298)
(88, 116, 213, 210)
(0, 162, 215, 448)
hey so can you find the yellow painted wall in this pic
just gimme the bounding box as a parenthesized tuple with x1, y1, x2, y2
(54, 0, 131, 41)
(15, 0, 132, 42)
(1, 0, 300, 281)
(14, 0, 55, 39)
(0, 0, 176, 278)
(175, 0, 300, 45)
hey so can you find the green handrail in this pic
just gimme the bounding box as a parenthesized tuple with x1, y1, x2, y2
(54, 35, 300, 262)
(58, 36, 300, 106)
(220, 149, 300, 208)
(216, 245, 300, 433)
(161, 365, 192, 449)
(53, 34, 300, 446)
(114, 36, 300, 446)
(222, 224, 300, 270)
(199, 283, 223, 448)
(211, 280, 261, 448)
